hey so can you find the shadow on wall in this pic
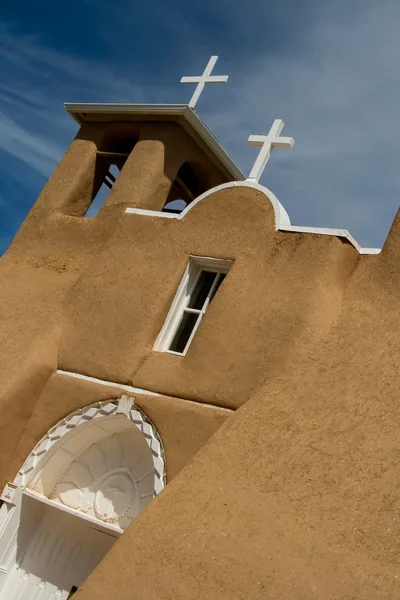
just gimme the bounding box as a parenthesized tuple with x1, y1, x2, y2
(162, 162, 210, 215)
(85, 135, 139, 218)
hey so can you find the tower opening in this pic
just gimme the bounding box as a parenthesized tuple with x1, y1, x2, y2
(162, 162, 207, 214)
(85, 136, 138, 217)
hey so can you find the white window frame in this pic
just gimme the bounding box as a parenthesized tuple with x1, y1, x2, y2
(153, 255, 233, 356)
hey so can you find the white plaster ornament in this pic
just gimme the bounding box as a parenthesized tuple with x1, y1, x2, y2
(180, 55, 228, 109)
(52, 433, 143, 528)
(14, 396, 166, 499)
(247, 119, 294, 182)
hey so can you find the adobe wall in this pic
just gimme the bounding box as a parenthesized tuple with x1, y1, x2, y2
(0, 119, 230, 485)
(76, 210, 400, 600)
(5, 121, 227, 272)
(5, 372, 229, 487)
(0, 114, 398, 598)
(0, 176, 367, 485)
(58, 185, 359, 407)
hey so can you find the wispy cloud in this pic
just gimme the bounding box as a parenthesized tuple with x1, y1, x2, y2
(0, 24, 157, 185)
(201, 0, 400, 247)
(0, 111, 64, 177)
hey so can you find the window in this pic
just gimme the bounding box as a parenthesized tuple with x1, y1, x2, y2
(154, 256, 232, 355)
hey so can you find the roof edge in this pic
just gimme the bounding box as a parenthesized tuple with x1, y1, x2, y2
(63, 103, 245, 181)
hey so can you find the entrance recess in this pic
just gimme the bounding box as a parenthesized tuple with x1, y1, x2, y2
(0, 397, 165, 600)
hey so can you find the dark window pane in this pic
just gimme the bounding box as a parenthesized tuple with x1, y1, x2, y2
(210, 273, 226, 302)
(188, 271, 217, 310)
(169, 312, 199, 353)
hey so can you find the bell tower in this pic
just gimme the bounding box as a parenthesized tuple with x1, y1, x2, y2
(5, 102, 244, 272)
(63, 102, 243, 215)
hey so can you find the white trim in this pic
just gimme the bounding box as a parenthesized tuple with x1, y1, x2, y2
(125, 181, 290, 229)
(188, 255, 233, 272)
(154, 255, 232, 356)
(179, 181, 291, 226)
(126, 208, 178, 219)
(56, 369, 233, 412)
(23, 490, 123, 536)
(13, 396, 166, 493)
(57, 369, 161, 396)
(125, 181, 381, 255)
(127, 209, 178, 219)
(64, 103, 244, 182)
(280, 225, 381, 254)
(0, 484, 18, 507)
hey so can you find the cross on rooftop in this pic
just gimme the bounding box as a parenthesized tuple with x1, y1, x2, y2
(180, 55, 228, 109)
(247, 119, 294, 182)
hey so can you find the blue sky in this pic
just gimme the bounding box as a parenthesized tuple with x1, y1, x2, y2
(0, 0, 399, 254)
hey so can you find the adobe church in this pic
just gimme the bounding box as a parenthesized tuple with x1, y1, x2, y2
(0, 56, 399, 599)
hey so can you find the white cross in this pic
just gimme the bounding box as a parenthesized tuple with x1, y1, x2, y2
(247, 119, 294, 182)
(180, 56, 228, 109)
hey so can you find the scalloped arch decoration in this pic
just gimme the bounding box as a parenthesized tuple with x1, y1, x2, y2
(14, 396, 166, 500)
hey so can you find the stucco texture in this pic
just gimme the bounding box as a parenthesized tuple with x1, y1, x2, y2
(59, 184, 359, 409)
(77, 210, 400, 600)
(5, 373, 229, 488)
(0, 117, 399, 599)
(0, 119, 230, 486)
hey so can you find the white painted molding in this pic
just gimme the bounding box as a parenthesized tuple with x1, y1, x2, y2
(50, 429, 149, 528)
(0, 484, 18, 507)
(13, 397, 166, 497)
(125, 180, 291, 230)
(57, 369, 162, 397)
(153, 255, 233, 355)
(56, 369, 233, 412)
(22, 489, 124, 535)
(279, 225, 381, 254)
(125, 181, 381, 255)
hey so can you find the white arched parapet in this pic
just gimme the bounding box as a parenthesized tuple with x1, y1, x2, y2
(125, 180, 381, 254)
(125, 180, 291, 230)
(179, 181, 291, 228)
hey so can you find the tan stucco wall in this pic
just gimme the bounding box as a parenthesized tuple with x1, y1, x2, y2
(0, 119, 231, 483)
(5, 373, 229, 487)
(76, 210, 400, 600)
(0, 260, 73, 478)
(58, 185, 359, 408)
(0, 116, 399, 598)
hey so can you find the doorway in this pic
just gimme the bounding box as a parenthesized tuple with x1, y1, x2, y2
(1, 493, 119, 599)
(0, 398, 166, 600)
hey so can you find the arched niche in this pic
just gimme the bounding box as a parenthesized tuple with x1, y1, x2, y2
(0, 396, 165, 599)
